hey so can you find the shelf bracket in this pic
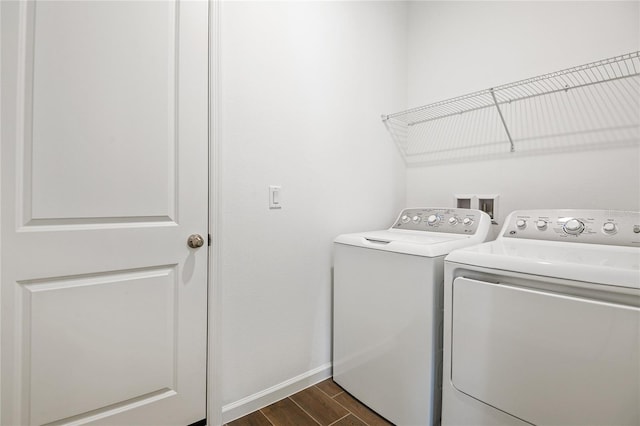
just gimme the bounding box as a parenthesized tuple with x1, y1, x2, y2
(490, 88, 515, 152)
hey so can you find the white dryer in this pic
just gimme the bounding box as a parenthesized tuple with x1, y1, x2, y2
(442, 209, 640, 426)
(333, 208, 491, 426)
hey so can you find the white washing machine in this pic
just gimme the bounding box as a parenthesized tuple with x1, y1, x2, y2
(333, 208, 491, 426)
(442, 209, 640, 426)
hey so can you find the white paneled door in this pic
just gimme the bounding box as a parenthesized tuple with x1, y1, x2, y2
(1, 1, 209, 425)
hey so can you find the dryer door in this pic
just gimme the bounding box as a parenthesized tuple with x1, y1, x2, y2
(450, 277, 640, 426)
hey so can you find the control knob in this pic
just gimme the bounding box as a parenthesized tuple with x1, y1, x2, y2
(426, 215, 440, 226)
(448, 217, 458, 226)
(516, 219, 527, 230)
(462, 217, 474, 226)
(401, 214, 410, 224)
(602, 222, 617, 235)
(536, 220, 548, 231)
(412, 215, 421, 224)
(563, 218, 585, 235)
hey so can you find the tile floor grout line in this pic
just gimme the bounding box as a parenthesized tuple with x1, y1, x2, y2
(257, 409, 276, 426)
(315, 384, 341, 400)
(287, 396, 323, 426)
(330, 393, 376, 426)
(327, 381, 384, 425)
(327, 413, 351, 426)
(331, 391, 345, 399)
(258, 409, 276, 426)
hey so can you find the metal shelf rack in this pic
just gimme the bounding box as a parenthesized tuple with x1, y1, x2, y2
(383, 51, 640, 165)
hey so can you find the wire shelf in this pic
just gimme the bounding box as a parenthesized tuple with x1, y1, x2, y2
(383, 51, 640, 165)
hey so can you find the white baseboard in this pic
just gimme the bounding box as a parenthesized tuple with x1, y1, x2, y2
(221, 362, 332, 424)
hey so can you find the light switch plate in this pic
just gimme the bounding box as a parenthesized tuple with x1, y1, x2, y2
(269, 185, 282, 209)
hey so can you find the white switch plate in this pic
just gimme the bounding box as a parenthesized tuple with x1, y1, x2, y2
(269, 185, 282, 209)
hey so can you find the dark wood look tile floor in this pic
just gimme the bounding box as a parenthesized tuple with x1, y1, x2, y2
(226, 379, 393, 426)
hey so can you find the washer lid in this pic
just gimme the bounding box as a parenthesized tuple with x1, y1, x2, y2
(334, 229, 481, 257)
(446, 239, 640, 289)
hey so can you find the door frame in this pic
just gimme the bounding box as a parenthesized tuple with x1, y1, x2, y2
(207, 1, 223, 425)
(0, 0, 4, 417)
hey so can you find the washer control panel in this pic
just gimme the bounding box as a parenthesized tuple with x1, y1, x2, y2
(502, 209, 640, 247)
(392, 208, 483, 235)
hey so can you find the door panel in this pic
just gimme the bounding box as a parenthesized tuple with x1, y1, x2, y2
(29, 1, 177, 221)
(1, 1, 208, 425)
(26, 266, 177, 426)
(451, 277, 640, 426)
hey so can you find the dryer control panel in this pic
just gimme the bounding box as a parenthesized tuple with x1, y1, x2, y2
(392, 208, 485, 235)
(502, 209, 640, 247)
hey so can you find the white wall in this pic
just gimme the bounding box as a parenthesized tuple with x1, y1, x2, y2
(215, 1, 639, 420)
(406, 1, 640, 237)
(217, 1, 407, 420)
